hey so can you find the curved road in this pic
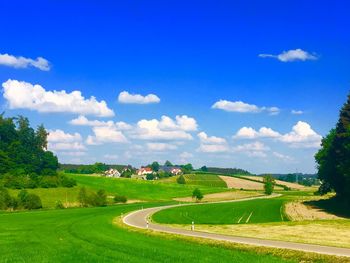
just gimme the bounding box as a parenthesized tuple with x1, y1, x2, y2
(123, 195, 350, 258)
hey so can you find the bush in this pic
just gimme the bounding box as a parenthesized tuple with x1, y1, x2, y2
(283, 185, 291, 191)
(55, 200, 65, 209)
(58, 174, 77, 188)
(95, 189, 107, 206)
(24, 194, 42, 209)
(146, 173, 155, 180)
(78, 187, 88, 207)
(0, 187, 12, 210)
(176, 175, 186, 184)
(40, 176, 59, 188)
(192, 188, 203, 202)
(17, 190, 42, 209)
(114, 195, 127, 203)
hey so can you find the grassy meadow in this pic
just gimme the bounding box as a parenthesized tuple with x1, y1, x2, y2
(0, 203, 298, 263)
(152, 197, 288, 225)
(162, 173, 228, 188)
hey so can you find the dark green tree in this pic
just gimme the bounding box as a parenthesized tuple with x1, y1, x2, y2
(192, 188, 203, 202)
(150, 161, 160, 172)
(181, 163, 193, 174)
(263, 175, 275, 195)
(200, 166, 208, 172)
(315, 93, 350, 200)
(164, 160, 173, 167)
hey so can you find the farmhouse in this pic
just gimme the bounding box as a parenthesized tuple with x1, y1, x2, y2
(104, 168, 121, 178)
(159, 166, 183, 175)
(137, 167, 153, 176)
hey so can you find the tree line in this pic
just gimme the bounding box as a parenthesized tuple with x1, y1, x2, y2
(0, 114, 75, 189)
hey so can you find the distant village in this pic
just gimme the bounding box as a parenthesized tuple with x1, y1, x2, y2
(103, 163, 183, 180)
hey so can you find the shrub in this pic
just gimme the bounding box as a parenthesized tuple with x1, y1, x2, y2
(40, 176, 59, 188)
(95, 189, 107, 206)
(192, 188, 203, 202)
(0, 187, 12, 210)
(78, 187, 88, 207)
(114, 195, 127, 203)
(55, 200, 65, 209)
(146, 173, 155, 180)
(58, 174, 77, 188)
(24, 194, 42, 209)
(176, 175, 186, 184)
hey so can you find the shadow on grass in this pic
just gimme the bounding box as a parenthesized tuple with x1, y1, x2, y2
(304, 196, 350, 218)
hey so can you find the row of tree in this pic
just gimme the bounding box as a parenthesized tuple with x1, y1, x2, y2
(315, 93, 350, 202)
(0, 188, 42, 210)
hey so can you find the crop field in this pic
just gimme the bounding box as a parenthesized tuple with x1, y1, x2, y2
(152, 197, 288, 225)
(0, 204, 295, 263)
(183, 174, 228, 187)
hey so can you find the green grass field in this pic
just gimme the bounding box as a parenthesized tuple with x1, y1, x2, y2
(6, 174, 229, 208)
(153, 197, 288, 225)
(163, 173, 227, 188)
(0, 204, 295, 263)
(70, 174, 226, 201)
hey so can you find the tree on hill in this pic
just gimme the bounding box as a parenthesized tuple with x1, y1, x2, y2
(200, 166, 208, 172)
(263, 175, 275, 195)
(150, 161, 160, 172)
(164, 160, 173, 167)
(192, 188, 203, 202)
(176, 174, 186, 184)
(315, 93, 350, 200)
(181, 163, 193, 174)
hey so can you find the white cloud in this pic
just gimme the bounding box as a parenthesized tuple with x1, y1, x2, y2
(212, 99, 280, 115)
(69, 115, 132, 130)
(48, 129, 82, 143)
(60, 151, 87, 157)
(2, 79, 114, 117)
(0, 53, 50, 71)
(132, 115, 197, 141)
(49, 142, 86, 151)
(179, 151, 193, 159)
(118, 91, 160, 104)
(197, 144, 230, 153)
(259, 49, 318, 62)
(198, 132, 226, 144)
(47, 129, 86, 152)
(86, 126, 128, 145)
(232, 141, 269, 158)
(273, 152, 294, 162)
(291, 110, 303, 115)
(234, 127, 280, 139)
(146, 142, 177, 151)
(279, 121, 321, 148)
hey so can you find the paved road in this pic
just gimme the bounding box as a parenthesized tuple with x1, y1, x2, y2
(123, 197, 350, 258)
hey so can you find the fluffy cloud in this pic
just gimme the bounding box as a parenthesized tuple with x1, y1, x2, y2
(273, 152, 294, 162)
(132, 115, 197, 141)
(118, 91, 160, 104)
(86, 126, 128, 145)
(146, 142, 177, 151)
(47, 129, 86, 152)
(197, 144, 230, 153)
(2, 79, 114, 117)
(279, 121, 322, 148)
(259, 49, 318, 62)
(0, 53, 50, 71)
(232, 141, 269, 157)
(291, 110, 303, 115)
(197, 132, 228, 153)
(212, 99, 279, 115)
(234, 127, 281, 139)
(69, 115, 132, 130)
(48, 129, 82, 143)
(198, 132, 226, 144)
(234, 121, 321, 148)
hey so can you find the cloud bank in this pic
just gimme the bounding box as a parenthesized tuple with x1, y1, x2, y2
(0, 53, 50, 71)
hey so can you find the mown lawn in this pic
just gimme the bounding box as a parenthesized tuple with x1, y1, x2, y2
(153, 197, 288, 225)
(0, 204, 295, 263)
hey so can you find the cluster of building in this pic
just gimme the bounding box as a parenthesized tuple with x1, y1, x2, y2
(103, 165, 182, 180)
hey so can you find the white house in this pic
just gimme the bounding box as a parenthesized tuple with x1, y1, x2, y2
(137, 167, 153, 176)
(104, 168, 121, 178)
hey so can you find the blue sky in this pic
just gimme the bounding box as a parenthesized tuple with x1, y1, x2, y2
(0, 1, 349, 173)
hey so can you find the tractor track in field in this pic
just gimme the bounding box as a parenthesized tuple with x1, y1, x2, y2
(122, 194, 350, 258)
